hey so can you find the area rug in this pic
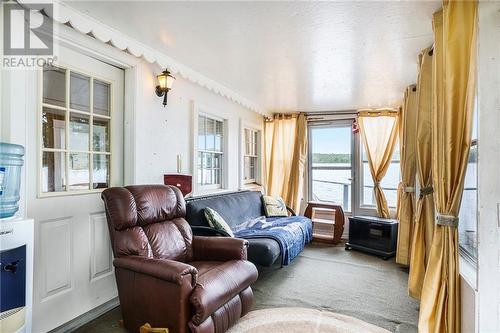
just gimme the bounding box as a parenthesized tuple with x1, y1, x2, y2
(227, 308, 391, 333)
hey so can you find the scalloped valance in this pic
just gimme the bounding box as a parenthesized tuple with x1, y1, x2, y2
(40, 1, 265, 115)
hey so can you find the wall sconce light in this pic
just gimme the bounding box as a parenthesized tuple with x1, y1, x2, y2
(155, 69, 175, 106)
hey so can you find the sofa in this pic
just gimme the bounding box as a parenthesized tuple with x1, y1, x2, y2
(101, 185, 258, 333)
(185, 190, 312, 267)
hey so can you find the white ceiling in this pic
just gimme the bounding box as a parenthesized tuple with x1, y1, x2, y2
(65, 1, 441, 113)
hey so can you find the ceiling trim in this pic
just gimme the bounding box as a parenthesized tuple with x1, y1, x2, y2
(45, 1, 267, 116)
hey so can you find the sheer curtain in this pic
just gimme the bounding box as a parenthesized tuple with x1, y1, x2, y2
(396, 85, 418, 266)
(264, 113, 307, 213)
(357, 109, 399, 218)
(418, 2, 477, 332)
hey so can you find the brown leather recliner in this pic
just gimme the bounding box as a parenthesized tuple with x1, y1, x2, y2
(101, 185, 258, 333)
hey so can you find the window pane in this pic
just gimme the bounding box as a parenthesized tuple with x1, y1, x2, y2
(214, 154, 221, 168)
(69, 153, 90, 190)
(215, 135, 222, 152)
(69, 113, 90, 151)
(361, 143, 400, 208)
(214, 168, 221, 185)
(206, 118, 215, 151)
(198, 116, 206, 150)
(216, 120, 223, 136)
(43, 66, 66, 107)
(310, 126, 352, 212)
(93, 118, 110, 152)
(93, 80, 111, 116)
(459, 143, 478, 259)
(197, 152, 203, 185)
(42, 151, 66, 193)
(93, 154, 110, 189)
(70, 72, 90, 112)
(42, 108, 66, 149)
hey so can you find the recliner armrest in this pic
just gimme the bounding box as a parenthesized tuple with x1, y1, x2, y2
(114, 256, 198, 286)
(192, 236, 249, 261)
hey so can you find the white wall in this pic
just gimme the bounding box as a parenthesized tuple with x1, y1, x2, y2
(477, 2, 500, 332)
(129, 61, 264, 191)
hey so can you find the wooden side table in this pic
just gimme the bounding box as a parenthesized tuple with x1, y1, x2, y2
(304, 201, 345, 244)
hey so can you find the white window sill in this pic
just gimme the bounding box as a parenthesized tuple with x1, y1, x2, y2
(190, 188, 235, 198)
(459, 249, 477, 290)
(239, 183, 264, 192)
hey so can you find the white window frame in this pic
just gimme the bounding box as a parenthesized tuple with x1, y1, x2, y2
(192, 103, 228, 195)
(38, 64, 114, 197)
(240, 122, 262, 186)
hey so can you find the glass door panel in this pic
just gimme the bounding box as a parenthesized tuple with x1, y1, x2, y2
(309, 123, 353, 212)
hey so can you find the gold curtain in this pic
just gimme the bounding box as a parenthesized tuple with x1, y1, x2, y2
(357, 109, 399, 218)
(418, 2, 477, 333)
(396, 85, 418, 266)
(264, 113, 307, 213)
(408, 47, 435, 299)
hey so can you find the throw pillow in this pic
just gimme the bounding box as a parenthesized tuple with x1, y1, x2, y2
(262, 196, 288, 217)
(204, 207, 234, 237)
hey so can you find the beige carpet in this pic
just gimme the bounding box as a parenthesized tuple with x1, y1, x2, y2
(228, 308, 390, 333)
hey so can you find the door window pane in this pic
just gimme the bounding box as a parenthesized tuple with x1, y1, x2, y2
(43, 66, 66, 107)
(42, 151, 66, 193)
(93, 118, 110, 152)
(69, 113, 90, 151)
(40, 65, 114, 195)
(93, 154, 110, 189)
(93, 80, 111, 116)
(70, 72, 90, 112)
(42, 108, 66, 149)
(69, 153, 90, 190)
(310, 126, 352, 212)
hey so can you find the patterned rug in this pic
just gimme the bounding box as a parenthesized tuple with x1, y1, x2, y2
(228, 308, 391, 333)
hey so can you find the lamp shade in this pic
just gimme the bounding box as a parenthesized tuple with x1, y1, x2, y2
(157, 70, 175, 90)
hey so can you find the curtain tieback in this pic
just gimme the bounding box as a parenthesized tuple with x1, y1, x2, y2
(398, 182, 415, 193)
(436, 213, 459, 227)
(374, 182, 380, 187)
(404, 186, 415, 193)
(419, 186, 434, 198)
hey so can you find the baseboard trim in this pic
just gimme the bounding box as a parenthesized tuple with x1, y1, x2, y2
(48, 297, 120, 333)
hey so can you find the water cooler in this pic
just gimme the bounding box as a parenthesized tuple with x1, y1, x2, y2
(0, 218, 34, 333)
(0, 143, 33, 333)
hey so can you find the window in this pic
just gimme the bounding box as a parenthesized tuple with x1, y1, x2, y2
(40, 66, 111, 194)
(309, 123, 353, 212)
(243, 128, 260, 184)
(197, 114, 225, 190)
(459, 104, 478, 261)
(361, 142, 400, 208)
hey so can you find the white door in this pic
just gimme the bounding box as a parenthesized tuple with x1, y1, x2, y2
(27, 46, 124, 332)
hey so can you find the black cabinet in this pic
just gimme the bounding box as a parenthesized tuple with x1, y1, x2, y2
(345, 216, 398, 260)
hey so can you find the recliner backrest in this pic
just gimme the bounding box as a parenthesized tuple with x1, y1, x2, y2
(102, 185, 193, 262)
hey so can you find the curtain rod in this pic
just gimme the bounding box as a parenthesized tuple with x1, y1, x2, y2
(357, 108, 399, 117)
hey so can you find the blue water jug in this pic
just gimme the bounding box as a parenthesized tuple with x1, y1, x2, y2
(0, 143, 25, 218)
